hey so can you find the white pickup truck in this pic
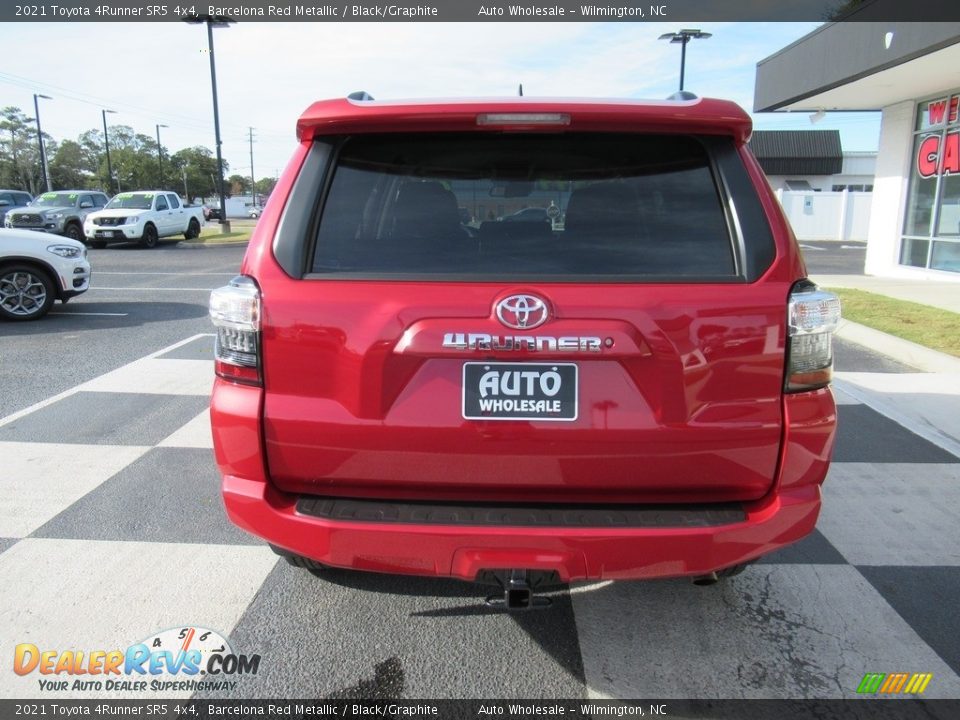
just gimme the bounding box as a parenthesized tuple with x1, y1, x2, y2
(84, 191, 205, 248)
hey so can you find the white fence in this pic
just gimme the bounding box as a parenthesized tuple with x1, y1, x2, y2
(776, 189, 872, 241)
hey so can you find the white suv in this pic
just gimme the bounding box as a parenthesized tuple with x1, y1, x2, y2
(0, 228, 91, 320)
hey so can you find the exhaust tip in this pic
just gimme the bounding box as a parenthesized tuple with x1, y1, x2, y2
(692, 572, 719, 586)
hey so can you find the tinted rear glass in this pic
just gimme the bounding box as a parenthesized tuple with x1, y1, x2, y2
(311, 133, 735, 279)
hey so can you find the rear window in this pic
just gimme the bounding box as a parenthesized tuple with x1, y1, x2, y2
(310, 133, 736, 280)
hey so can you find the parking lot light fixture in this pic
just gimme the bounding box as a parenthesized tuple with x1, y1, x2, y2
(658, 29, 712, 92)
(184, 13, 234, 233)
(102, 109, 118, 195)
(33, 94, 53, 193)
(156, 124, 169, 190)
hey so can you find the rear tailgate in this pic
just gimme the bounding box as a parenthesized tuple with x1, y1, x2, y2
(261, 282, 787, 503)
(258, 110, 789, 504)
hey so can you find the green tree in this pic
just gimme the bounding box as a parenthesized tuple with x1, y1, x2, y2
(0, 106, 45, 193)
(228, 174, 249, 195)
(100, 125, 163, 191)
(254, 177, 276, 197)
(49, 139, 98, 189)
(169, 146, 230, 202)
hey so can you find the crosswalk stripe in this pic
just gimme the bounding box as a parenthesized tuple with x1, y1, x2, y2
(0, 335, 214, 429)
(0, 442, 150, 538)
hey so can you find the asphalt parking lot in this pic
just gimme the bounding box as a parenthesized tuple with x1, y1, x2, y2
(1, 239, 958, 701)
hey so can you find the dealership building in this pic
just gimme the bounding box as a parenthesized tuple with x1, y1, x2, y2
(755, 20, 960, 280)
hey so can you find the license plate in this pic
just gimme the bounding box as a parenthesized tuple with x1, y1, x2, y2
(462, 362, 578, 422)
(95, 230, 112, 238)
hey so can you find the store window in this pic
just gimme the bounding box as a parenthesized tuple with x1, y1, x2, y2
(901, 94, 960, 272)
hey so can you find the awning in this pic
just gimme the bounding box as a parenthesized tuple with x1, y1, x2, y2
(748, 130, 843, 175)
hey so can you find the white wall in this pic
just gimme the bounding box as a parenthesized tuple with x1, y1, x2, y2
(767, 175, 874, 192)
(841, 152, 878, 176)
(764, 152, 877, 193)
(865, 101, 913, 275)
(777, 189, 872, 241)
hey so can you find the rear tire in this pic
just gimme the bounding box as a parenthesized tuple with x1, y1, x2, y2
(184, 218, 201, 240)
(0, 264, 56, 321)
(140, 224, 159, 249)
(63, 222, 83, 243)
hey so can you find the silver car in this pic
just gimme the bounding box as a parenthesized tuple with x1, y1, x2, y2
(5, 191, 109, 243)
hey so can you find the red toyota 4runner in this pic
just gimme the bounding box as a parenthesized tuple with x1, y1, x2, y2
(209, 95, 839, 607)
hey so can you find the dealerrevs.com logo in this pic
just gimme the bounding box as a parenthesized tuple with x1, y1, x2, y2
(13, 626, 260, 693)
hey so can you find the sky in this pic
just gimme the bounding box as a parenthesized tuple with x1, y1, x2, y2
(0, 21, 882, 184)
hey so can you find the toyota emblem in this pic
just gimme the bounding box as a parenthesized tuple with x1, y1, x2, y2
(495, 294, 549, 330)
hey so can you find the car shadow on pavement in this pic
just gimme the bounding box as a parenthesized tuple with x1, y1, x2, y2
(315, 566, 587, 688)
(89, 241, 187, 250)
(0, 301, 208, 335)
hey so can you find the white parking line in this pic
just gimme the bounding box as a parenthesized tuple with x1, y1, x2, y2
(87, 287, 215, 291)
(49, 311, 129, 316)
(0, 334, 214, 428)
(94, 272, 237, 276)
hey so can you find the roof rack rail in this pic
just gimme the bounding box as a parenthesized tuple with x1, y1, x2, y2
(667, 91, 698, 101)
(347, 91, 375, 101)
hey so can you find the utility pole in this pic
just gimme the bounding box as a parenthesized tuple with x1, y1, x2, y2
(156, 124, 169, 189)
(248, 127, 256, 208)
(182, 166, 189, 200)
(102, 109, 118, 194)
(33, 94, 52, 192)
(185, 13, 234, 232)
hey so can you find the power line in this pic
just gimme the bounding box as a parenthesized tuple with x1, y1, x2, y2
(0, 70, 292, 139)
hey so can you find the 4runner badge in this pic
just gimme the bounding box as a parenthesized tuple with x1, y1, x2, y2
(496, 294, 549, 330)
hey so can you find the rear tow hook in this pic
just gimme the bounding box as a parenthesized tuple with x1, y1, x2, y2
(485, 570, 552, 611)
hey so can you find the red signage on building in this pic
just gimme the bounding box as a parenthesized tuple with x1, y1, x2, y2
(927, 97, 959, 126)
(917, 132, 959, 178)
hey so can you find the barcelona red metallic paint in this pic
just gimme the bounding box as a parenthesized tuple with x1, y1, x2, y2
(211, 96, 838, 581)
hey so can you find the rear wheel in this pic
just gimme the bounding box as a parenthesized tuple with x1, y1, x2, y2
(184, 218, 201, 240)
(140, 224, 159, 249)
(0, 264, 56, 321)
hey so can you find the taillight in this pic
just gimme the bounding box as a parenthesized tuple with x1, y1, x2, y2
(209, 275, 261, 386)
(786, 283, 841, 393)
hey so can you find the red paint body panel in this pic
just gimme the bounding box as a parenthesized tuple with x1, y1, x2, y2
(259, 281, 792, 503)
(211, 96, 838, 581)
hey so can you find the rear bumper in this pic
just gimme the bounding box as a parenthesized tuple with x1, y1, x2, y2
(213, 377, 835, 582)
(222, 476, 820, 581)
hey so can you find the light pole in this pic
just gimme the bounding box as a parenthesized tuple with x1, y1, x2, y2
(658, 29, 712, 92)
(33, 94, 52, 192)
(248, 126, 256, 208)
(156, 123, 168, 189)
(102, 109, 118, 194)
(185, 13, 233, 232)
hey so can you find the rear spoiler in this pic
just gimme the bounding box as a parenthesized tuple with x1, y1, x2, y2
(296, 96, 752, 144)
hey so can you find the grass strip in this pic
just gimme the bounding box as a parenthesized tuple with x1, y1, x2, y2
(828, 288, 960, 358)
